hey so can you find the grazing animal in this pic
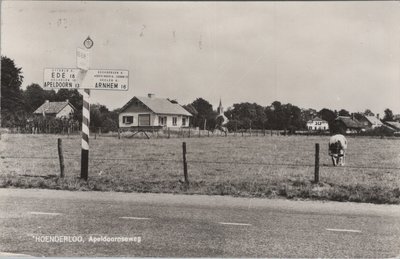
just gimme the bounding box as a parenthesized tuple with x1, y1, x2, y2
(329, 134, 347, 166)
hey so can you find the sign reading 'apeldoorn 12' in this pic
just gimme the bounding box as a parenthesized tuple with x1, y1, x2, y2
(43, 68, 129, 91)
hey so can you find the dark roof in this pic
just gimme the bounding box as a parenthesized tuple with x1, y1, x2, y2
(182, 104, 198, 116)
(33, 101, 76, 115)
(335, 116, 363, 128)
(307, 117, 327, 123)
(120, 96, 192, 116)
(385, 121, 400, 131)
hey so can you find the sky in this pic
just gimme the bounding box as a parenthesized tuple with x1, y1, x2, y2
(1, 1, 400, 115)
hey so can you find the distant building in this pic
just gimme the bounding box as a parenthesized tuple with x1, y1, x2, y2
(357, 115, 383, 130)
(118, 94, 192, 129)
(33, 100, 76, 118)
(333, 116, 364, 134)
(384, 121, 400, 132)
(215, 98, 228, 126)
(306, 117, 329, 131)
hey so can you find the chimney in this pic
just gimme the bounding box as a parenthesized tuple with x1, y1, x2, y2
(66, 99, 69, 103)
(148, 93, 155, 98)
(376, 113, 380, 120)
(45, 100, 49, 103)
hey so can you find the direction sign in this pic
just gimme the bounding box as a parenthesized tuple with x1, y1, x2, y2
(77, 48, 90, 71)
(43, 68, 129, 90)
(81, 69, 129, 91)
(43, 68, 81, 89)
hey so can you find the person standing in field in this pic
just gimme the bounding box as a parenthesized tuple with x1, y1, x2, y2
(329, 134, 347, 166)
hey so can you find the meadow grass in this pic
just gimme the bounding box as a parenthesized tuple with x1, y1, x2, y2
(1, 133, 400, 204)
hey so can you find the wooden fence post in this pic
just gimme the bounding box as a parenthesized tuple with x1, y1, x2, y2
(208, 130, 210, 137)
(182, 142, 189, 186)
(57, 138, 65, 178)
(118, 128, 121, 139)
(198, 128, 201, 138)
(188, 128, 191, 138)
(314, 143, 320, 183)
(168, 127, 170, 138)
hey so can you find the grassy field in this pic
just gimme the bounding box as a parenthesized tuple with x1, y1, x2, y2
(1, 133, 400, 204)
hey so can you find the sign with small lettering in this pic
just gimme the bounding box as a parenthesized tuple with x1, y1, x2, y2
(77, 48, 90, 71)
(43, 68, 129, 90)
(43, 68, 81, 89)
(81, 69, 129, 91)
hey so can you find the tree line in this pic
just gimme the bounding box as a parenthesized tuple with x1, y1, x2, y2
(1, 55, 397, 134)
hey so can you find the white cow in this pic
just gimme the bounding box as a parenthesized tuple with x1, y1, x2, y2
(329, 134, 347, 166)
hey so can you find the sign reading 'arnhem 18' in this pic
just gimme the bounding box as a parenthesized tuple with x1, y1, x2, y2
(83, 69, 129, 90)
(43, 68, 129, 91)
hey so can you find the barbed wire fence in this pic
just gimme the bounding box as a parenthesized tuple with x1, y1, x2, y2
(1, 139, 400, 186)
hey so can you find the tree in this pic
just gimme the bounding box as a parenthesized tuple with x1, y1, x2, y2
(23, 83, 56, 113)
(1, 56, 25, 127)
(189, 98, 216, 129)
(383, 108, 394, 122)
(55, 89, 83, 110)
(318, 108, 337, 133)
(224, 102, 266, 130)
(364, 109, 374, 116)
(338, 109, 351, 117)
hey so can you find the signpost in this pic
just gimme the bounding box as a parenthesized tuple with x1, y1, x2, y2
(43, 36, 129, 181)
(76, 48, 90, 71)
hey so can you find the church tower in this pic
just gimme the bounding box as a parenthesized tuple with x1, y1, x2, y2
(217, 98, 224, 115)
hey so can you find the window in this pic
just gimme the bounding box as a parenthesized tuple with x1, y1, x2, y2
(123, 116, 133, 124)
(182, 117, 186, 126)
(158, 116, 167, 126)
(172, 117, 177, 126)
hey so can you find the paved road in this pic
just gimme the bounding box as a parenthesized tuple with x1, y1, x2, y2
(0, 188, 399, 257)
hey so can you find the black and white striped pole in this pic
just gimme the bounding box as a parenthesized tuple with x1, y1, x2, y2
(80, 88, 90, 180)
(80, 36, 93, 181)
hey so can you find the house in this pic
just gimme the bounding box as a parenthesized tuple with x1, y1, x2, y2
(33, 100, 76, 118)
(384, 121, 400, 132)
(357, 115, 383, 130)
(118, 94, 192, 129)
(306, 117, 329, 131)
(333, 116, 364, 134)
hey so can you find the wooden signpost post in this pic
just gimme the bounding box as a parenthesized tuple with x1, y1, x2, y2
(43, 36, 129, 181)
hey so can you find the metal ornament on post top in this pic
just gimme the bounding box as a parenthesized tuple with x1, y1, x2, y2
(83, 36, 94, 49)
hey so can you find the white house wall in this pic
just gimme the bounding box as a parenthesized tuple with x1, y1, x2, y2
(119, 112, 190, 128)
(119, 112, 154, 127)
(56, 105, 74, 118)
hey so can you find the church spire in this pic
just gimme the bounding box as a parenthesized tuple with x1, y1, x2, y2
(217, 98, 223, 115)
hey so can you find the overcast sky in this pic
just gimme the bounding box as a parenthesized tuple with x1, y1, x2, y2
(1, 1, 400, 115)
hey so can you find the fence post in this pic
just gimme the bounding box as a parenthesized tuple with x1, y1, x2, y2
(95, 128, 97, 139)
(314, 143, 320, 183)
(188, 128, 191, 138)
(118, 128, 121, 139)
(198, 128, 201, 138)
(208, 130, 210, 137)
(182, 142, 189, 186)
(168, 127, 170, 138)
(57, 138, 65, 178)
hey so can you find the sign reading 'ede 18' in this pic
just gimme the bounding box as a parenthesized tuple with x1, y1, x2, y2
(43, 68, 129, 91)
